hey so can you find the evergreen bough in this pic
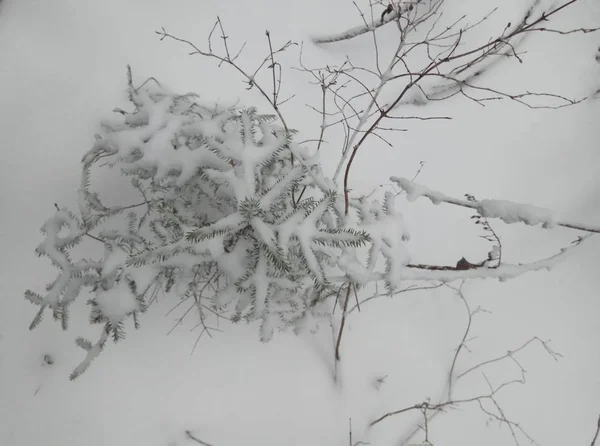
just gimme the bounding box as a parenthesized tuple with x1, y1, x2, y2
(25, 68, 410, 379)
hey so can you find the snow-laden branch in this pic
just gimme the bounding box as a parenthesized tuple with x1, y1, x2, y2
(69, 325, 110, 380)
(311, 1, 421, 45)
(330, 234, 590, 284)
(390, 177, 600, 234)
(403, 236, 590, 281)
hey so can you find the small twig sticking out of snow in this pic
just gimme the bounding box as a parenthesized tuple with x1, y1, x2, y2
(34, 354, 55, 396)
(390, 177, 600, 234)
(185, 431, 215, 446)
(590, 414, 600, 446)
(373, 374, 388, 391)
(348, 418, 352, 446)
(347, 417, 369, 446)
(335, 284, 352, 361)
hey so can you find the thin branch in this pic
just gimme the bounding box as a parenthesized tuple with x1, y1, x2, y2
(370, 286, 557, 446)
(156, 21, 295, 135)
(335, 284, 352, 361)
(338, 0, 598, 215)
(457, 336, 561, 381)
(348, 282, 443, 313)
(591, 414, 600, 446)
(185, 431, 215, 446)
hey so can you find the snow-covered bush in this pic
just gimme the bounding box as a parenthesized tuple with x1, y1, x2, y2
(22, 2, 600, 444)
(25, 1, 600, 390)
(25, 68, 410, 379)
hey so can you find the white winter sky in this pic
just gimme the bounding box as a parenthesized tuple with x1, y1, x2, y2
(0, 0, 599, 445)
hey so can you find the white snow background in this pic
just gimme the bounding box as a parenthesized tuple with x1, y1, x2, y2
(0, 0, 599, 445)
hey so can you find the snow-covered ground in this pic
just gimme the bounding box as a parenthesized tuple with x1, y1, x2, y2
(1, 0, 599, 445)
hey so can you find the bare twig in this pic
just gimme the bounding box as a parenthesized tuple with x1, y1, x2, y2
(156, 19, 296, 135)
(339, 0, 599, 215)
(370, 285, 557, 446)
(591, 414, 600, 446)
(348, 282, 444, 313)
(185, 430, 215, 446)
(457, 336, 561, 381)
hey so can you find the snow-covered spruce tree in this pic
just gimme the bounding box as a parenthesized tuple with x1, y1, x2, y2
(25, 67, 410, 379)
